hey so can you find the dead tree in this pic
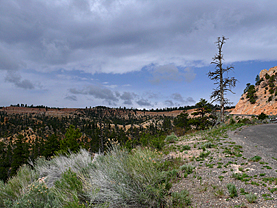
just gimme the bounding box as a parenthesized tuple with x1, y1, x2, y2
(208, 36, 237, 123)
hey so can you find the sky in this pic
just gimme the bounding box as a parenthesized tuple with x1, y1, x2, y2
(1, 0, 277, 109)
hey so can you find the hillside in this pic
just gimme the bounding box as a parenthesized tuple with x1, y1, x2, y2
(231, 66, 277, 115)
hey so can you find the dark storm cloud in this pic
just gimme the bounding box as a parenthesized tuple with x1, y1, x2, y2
(186, 97, 195, 103)
(171, 93, 195, 104)
(119, 92, 137, 105)
(164, 100, 174, 106)
(69, 85, 118, 105)
(65, 95, 78, 101)
(136, 99, 152, 107)
(5, 72, 34, 89)
(171, 93, 185, 102)
(1, 0, 277, 75)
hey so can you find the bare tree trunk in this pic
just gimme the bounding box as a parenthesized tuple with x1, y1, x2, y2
(208, 36, 237, 124)
(219, 43, 224, 123)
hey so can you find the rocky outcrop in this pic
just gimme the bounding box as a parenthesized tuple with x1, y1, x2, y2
(231, 66, 277, 115)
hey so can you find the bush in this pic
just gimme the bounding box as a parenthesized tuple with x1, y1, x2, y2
(32, 149, 93, 188)
(258, 113, 268, 120)
(269, 88, 274, 94)
(171, 189, 191, 207)
(201, 142, 212, 149)
(0, 165, 38, 206)
(138, 133, 165, 150)
(1, 144, 191, 208)
(249, 155, 262, 162)
(238, 118, 252, 124)
(53, 168, 87, 207)
(199, 151, 211, 158)
(83, 144, 170, 207)
(246, 85, 257, 104)
(165, 133, 178, 143)
(3, 181, 60, 208)
(227, 183, 238, 198)
(229, 118, 236, 125)
(245, 192, 257, 203)
(182, 145, 191, 151)
(180, 164, 194, 174)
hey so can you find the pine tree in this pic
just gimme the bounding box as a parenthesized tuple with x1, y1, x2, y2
(191, 98, 214, 130)
(10, 134, 29, 176)
(0, 142, 8, 181)
(42, 134, 60, 158)
(59, 125, 82, 154)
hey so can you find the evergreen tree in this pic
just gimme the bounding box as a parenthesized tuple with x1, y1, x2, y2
(162, 116, 172, 132)
(42, 134, 60, 158)
(10, 134, 29, 176)
(192, 98, 212, 118)
(191, 99, 215, 130)
(0, 142, 8, 181)
(255, 75, 261, 85)
(59, 125, 82, 154)
(174, 110, 190, 130)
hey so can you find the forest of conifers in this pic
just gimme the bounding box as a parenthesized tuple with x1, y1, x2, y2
(0, 102, 224, 182)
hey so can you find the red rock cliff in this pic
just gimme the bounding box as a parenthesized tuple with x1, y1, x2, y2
(231, 66, 277, 115)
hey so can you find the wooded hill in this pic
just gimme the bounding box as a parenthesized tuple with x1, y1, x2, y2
(0, 101, 228, 182)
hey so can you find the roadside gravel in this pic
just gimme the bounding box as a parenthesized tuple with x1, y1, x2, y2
(168, 124, 277, 207)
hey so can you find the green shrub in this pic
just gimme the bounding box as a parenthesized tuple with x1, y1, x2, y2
(246, 85, 257, 104)
(138, 133, 165, 150)
(165, 133, 178, 143)
(53, 168, 87, 207)
(171, 189, 191, 207)
(238, 118, 252, 124)
(245, 192, 257, 203)
(0, 165, 38, 206)
(240, 188, 248, 195)
(269, 88, 274, 94)
(3, 181, 60, 208)
(180, 164, 194, 174)
(269, 188, 277, 193)
(231, 173, 250, 182)
(83, 144, 170, 207)
(227, 183, 238, 198)
(201, 142, 212, 149)
(229, 118, 236, 124)
(214, 188, 225, 197)
(182, 145, 191, 151)
(258, 113, 268, 120)
(199, 151, 211, 158)
(166, 169, 179, 179)
(249, 155, 262, 162)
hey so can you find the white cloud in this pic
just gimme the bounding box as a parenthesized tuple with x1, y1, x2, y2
(1, 0, 277, 108)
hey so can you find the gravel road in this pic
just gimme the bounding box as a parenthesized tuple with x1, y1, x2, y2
(233, 123, 277, 160)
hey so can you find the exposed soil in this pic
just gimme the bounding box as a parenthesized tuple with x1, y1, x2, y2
(167, 125, 277, 207)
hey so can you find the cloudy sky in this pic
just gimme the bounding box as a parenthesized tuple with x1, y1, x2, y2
(1, 0, 277, 109)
